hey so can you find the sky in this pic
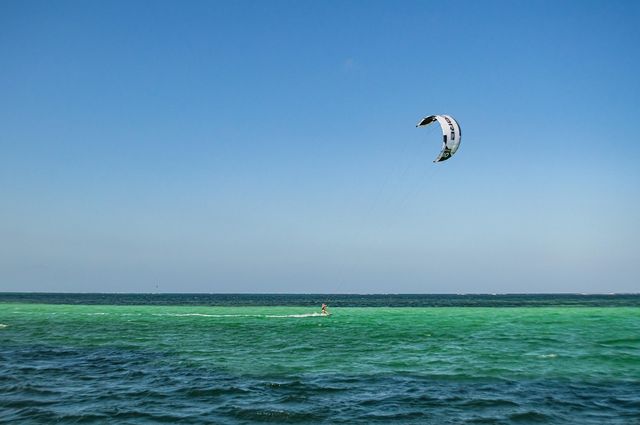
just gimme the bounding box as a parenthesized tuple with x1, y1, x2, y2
(1, 0, 639, 293)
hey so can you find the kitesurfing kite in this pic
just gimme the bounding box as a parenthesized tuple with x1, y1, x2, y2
(416, 115, 461, 162)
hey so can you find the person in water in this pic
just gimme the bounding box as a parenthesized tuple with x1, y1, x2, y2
(321, 303, 329, 315)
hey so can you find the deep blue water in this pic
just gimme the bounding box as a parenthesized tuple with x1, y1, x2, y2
(1, 292, 639, 307)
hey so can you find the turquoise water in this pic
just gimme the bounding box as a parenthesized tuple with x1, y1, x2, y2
(1, 295, 639, 424)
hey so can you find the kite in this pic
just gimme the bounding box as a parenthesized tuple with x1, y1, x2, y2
(416, 115, 462, 162)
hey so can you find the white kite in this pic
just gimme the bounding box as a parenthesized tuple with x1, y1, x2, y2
(416, 115, 462, 162)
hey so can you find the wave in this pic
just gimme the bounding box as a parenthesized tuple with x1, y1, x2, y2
(524, 352, 558, 359)
(266, 313, 328, 318)
(152, 313, 263, 318)
(0, 323, 7, 328)
(149, 312, 329, 319)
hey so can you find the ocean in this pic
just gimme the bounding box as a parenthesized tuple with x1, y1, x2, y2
(1, 293, 639, 424)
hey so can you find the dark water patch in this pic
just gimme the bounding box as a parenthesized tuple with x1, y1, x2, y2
(183, 385, 251, 399)
(2, 397, 58, 409)
(3, 383, 62, 399)
(508, 411, 552, 422)
(108, 411, 199, 423)
(355, 410, 430, 422)
(54, 413, 111, 424)
(461, 398, 520, 408)
(610, 395, 640, 409)
(466, 417, 505, 424)
(597, 337, 640, 348)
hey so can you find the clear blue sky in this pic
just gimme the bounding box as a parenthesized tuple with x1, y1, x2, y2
(1, 0, 639, 293)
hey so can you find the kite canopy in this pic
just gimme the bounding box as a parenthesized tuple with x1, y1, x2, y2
(416, 115, 461, 162)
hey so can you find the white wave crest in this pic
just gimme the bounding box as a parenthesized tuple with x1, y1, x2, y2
(266, 313, 328, 318)
(152, 313, 262, 318)
(149, 312, 329, 319)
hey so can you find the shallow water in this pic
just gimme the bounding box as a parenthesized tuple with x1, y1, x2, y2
(1, 295, 639, 424)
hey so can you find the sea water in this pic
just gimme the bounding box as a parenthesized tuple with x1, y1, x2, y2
(1, 294, 639, 424)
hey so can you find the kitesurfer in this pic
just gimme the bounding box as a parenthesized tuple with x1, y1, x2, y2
(321, 303, 329, 315)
